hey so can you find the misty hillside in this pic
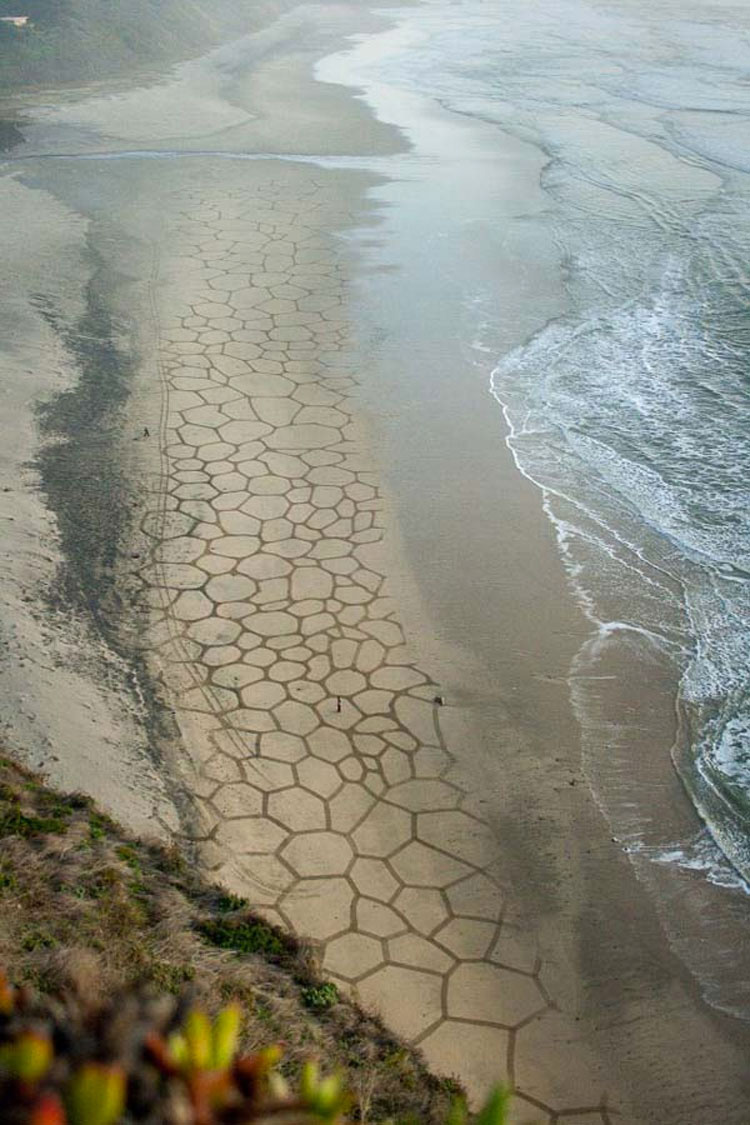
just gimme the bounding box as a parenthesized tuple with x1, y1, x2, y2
(0, 0, 295, 89)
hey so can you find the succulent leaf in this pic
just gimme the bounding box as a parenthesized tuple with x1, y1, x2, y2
(167, 1030, 189, 1070)
(0, 1030, 53, 1083)
(267, 1070, 290, 1100)
(257, 1044, 282, 1072)
(30, 1092, 66, 1125)
(184, 1009, 212, 1071)
(311, 1073, 346, 1119)
(0, 970, 14, 1015)
(211, 1003, 241, 1069)
(66, 1062, 126, 1125)
(300, 1059, 320, 1103)
(475, 1085, 510, 1125)
(446, 1096, 468, 1125)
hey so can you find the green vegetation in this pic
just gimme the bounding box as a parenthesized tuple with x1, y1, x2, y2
(199, 919, 287, 960)
(302, 983, 340, 1012)
(217, 893, 249, 913)
(0, 782, 72, 838)
(0, 753, 464, 1123)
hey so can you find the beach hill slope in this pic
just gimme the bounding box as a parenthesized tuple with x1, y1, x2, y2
(0, 0, 295, 89)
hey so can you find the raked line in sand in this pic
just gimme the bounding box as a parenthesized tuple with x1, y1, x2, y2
(129, 170, 612, 1124)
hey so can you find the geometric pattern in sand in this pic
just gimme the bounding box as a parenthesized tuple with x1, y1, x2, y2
(133, 176, 612, 1123)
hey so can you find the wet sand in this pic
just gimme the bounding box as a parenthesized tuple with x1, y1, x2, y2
(2, 3, 750, 1122)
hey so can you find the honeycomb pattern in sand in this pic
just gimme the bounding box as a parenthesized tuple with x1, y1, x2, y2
(132, 177, 612, 1123)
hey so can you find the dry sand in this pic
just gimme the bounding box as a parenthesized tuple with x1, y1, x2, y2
(1, 3, 750, 1122)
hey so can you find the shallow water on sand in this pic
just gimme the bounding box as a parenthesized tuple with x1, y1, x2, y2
(318, 0, 750, 1016)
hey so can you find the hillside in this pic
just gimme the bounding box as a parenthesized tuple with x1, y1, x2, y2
(0, 0, 295, 90)
(0, 752, 462, 1123)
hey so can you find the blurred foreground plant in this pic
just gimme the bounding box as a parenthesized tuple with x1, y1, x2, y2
(0, 968, 510, 1124)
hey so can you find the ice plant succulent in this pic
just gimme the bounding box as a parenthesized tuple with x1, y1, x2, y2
(142, 1004, 350, 1125)
(299, 1060, 349, 1121)
(147, 1005, 243, 1122)
(0, 966, 511, 1124)
(0, 970, 15, 1016)
(0, 1030, 53, 1085)
(65, 1064, 126, 1125)
(29, 1092, 66, 1125)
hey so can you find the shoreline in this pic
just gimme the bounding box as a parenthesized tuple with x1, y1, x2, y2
(1, 2, 750, 1122)
(312, 16, 750, 1117)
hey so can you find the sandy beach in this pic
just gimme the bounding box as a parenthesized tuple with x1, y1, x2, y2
(2, 2, 750, 1121)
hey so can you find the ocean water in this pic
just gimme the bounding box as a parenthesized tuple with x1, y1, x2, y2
(318, 0, 750, 1007)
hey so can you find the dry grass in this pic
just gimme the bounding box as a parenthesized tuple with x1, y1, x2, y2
(0, 753, 460, 1123)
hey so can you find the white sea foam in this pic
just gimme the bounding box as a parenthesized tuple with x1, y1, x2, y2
(637, 831, 750, 895)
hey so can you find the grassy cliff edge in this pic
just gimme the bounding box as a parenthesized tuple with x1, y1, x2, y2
(0, 751, 462, 1122)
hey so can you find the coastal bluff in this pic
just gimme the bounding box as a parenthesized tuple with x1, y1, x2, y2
(0, 0, 296, 90)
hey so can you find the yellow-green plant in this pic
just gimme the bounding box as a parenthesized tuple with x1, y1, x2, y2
(299, 1060, 350, 1120)
(0, 1029, 53, 1085)
(0, 968, 511, 1125)
(65, 1064, 126, 1125)
(447, 1084, 510, 1125)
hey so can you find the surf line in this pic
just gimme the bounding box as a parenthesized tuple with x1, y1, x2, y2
(0, 148, 393, 170)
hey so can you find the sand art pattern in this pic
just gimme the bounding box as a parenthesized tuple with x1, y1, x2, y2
(132, 175, 611, 1123)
